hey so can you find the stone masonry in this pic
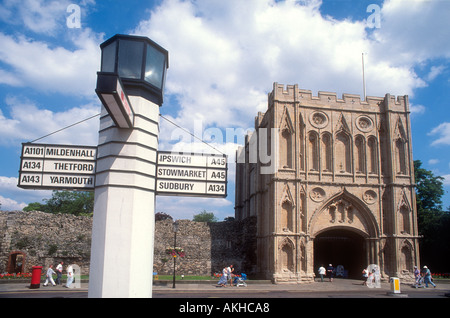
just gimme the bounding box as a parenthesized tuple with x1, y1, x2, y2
(235, 83, 419, 283)
(0, 210, 256, 277)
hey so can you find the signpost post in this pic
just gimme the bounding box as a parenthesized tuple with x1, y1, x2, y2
(17, 34, 228, 298)
(88, 34, 169, 298)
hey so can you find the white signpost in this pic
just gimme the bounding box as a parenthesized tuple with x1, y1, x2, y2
(17, 35, 229, 298)
(156, 151, 227, 198)
(18, 143, 96, 190)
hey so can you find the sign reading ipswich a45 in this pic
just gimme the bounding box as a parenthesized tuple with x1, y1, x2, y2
(156, 151, 227, 198)
(18, 143, 97, 191)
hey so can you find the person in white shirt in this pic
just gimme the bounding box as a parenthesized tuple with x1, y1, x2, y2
(64, 264, 74, 288)
(318, 266, 326, 282)
(43, 265, 56, 287)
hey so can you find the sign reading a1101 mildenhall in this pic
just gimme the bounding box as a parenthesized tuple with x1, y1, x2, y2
(156, 151, 227, 198)
(18, 143, 97, 190)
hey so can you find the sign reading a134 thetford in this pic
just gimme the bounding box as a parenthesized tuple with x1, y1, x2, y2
(18, 143, 97, 190)
(156, 151, 227, 198)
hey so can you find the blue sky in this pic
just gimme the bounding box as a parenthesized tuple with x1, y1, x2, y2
(0, 0, 450, 221)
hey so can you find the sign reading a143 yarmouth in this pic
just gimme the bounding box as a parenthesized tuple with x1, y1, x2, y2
(156, 151, 227, 198)
(18, 143, 97, 190)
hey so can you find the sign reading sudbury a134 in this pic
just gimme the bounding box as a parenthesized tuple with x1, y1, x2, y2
(156, 151, 227, 198)
(18, 143, 97, 190)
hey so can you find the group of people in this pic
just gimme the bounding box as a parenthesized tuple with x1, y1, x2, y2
(217, 264, 234, 287)
(43, 261, 74, 288)
(317, 264, 336, 282)
(414, 265, 436, 288)
(362, 265, 381, 288)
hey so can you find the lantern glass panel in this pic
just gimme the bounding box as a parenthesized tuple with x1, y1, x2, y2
(118, 40, 144, 79)
(101, 41, 117, 73)
(145, 44, 166, 89)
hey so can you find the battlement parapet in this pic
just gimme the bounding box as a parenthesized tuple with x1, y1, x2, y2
(269, 82, 409, 112)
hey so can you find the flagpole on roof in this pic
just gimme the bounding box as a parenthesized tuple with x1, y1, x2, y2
(362, 52, 366, 101)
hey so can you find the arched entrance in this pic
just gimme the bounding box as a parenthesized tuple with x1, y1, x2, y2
(7, 252, 26, 274)
(309, 190, 380, 279)
(314, 229, 365, 279)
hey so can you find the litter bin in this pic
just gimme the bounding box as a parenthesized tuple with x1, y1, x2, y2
(30, 266, 43, 289)
(390, 277, 400, 294)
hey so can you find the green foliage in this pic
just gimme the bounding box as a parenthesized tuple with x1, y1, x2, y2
(414, 160, 450, 272)
(23, 202, 47, 212)
(47, 244, 58, 255)
(23, 190, 94, 216)
(414, 160, 444, 214)
(155, 212, 173, 221)
(193, 210, 218, 222)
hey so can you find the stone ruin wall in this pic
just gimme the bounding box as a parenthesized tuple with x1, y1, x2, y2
(0, 211, 256, 277)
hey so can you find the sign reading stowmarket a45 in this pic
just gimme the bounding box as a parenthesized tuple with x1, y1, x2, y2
(18, 143, 97, 190)
(156, 151, 227, 198)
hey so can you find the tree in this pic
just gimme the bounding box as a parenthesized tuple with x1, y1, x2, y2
(414, 160, 444, 214)
(193, 210, 218, 222)
(23, 190, 94, 216)
(23, 202, 48, 212)
(414, 160, 445, 239)
(414, 160, 449, 272)
(155, 212, 173, 221)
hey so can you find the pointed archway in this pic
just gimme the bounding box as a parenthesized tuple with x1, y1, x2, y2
(309, 189, 380, 278)
(314, 229, 365, 278)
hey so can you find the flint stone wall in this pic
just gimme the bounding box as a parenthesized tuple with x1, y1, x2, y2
(0, 211, 92, 275)
(0, 211, 256, 277)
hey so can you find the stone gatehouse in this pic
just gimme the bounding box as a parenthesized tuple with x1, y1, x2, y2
(235, 83, 419, 283)
(0, 210, 256, 277)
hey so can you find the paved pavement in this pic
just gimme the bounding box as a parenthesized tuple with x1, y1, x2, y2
(0, 278, 448, 299)
(154, 278, 450, 298)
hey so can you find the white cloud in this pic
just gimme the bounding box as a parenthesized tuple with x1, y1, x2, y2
(156, 195, 233, 221)
(0, 0, 71, 35)
(429, 122, 450, 146)
(0, 176, 52, 210)
(0, 30, 101, 96)
(133, 0, 446, 137)
(428, 159, 439, 165)
(442, 174, 450, 187)
(374, 0, 450, 64)
(0, 96, 100, 146)
(426, 65, 446, 82)
(0, 195, 27, 211)
(409, 103, 426, 116)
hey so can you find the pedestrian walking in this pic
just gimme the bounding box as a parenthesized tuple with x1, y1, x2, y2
(43, 264, 56, 287)
(217, 266, 228, 287)
(318, 265, 326, 282)
(227, 265, 234, 286)
(55, 261, 63, 285)
(421, 266, 436, 288)
(326, 264, 334, 282)
(64, 264, 74, 288)
(413, 266, 420, 287)
(362, 268, 368, 285)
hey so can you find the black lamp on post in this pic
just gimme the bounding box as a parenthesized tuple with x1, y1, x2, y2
(95, 34, 169, 128)
(172, 220, 179, 289)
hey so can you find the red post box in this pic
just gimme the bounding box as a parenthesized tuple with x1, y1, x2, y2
(30, 266, 43, 289)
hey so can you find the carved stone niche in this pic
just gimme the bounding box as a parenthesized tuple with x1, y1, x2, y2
(328, 198, 354, 224)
